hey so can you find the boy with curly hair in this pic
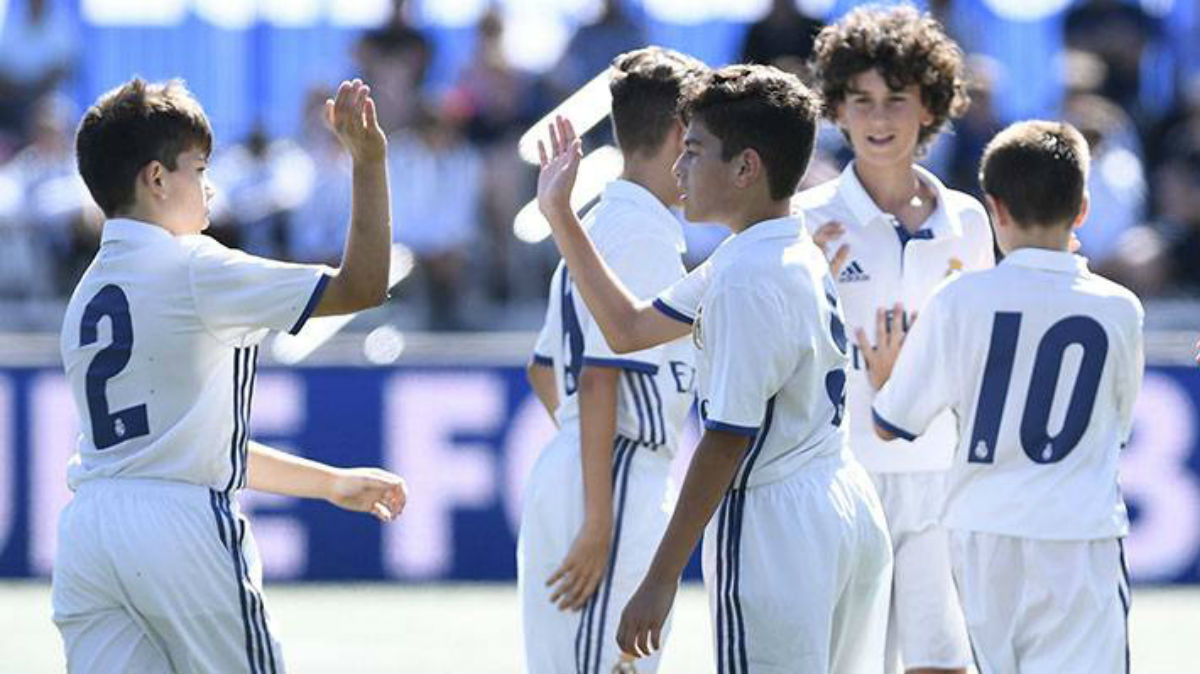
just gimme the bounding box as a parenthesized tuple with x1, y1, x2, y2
(793, 6, 994, 674)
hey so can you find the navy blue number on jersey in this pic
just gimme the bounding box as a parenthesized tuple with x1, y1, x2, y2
(79, 284, 149, 449)
(560, 271, 584, 396)
(823, 277, 847, 426)
(968, 313, 1108, 465)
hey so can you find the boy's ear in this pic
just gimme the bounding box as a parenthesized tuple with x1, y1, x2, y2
(984, 193, 1010, 228)
(1073, 191, 1090, 230)
(735, 147, 762, 189)
(139, 161, 166, 196)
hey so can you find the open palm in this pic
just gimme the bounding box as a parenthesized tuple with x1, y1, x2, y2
(536, 115, 583, 220)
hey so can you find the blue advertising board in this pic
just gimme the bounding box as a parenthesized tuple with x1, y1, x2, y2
(1, 363, 1199, 584)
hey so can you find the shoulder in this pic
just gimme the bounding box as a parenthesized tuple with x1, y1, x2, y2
(1084, 270, 1145, 321)
(941, 189, 992, 237)
(791, 178, 842, 226)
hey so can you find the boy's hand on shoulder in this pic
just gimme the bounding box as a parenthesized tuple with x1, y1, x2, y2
(813, 221, 850, 276)
(536, 115, 582, 223)
(857, 302, 916, 391)
(326, 78, 387, 164)
(326, 467, 407, 522)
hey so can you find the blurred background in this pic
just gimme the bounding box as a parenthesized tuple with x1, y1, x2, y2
(0, 2, 1198, 666)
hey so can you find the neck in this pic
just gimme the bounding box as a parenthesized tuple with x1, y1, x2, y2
(620, 155, 680, 209)
(1004, 224, 1074, 254)
(117, 205, 181, 236)
(852, 160, 925, 214)
(728, 198, 790, 234)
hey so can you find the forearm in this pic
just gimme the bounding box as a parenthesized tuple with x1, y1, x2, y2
(544, 205, 659, 353)
(339, 157, 392, 304)
(643, 431, 747, 582)
(246, 441, 338, 502)
(578, 366, 619, 526)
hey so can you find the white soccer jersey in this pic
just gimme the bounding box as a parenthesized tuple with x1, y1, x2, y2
(873, 248, 1143, 540)
(532, 180, 696, 454)
(60, 218, 331, 492)
(792, 163, 994, 473)
(655, 216, 848, 488)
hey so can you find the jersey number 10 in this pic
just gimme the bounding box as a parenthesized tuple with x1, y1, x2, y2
(969, 312, 1108, 465)
(80, 285, 149, 450)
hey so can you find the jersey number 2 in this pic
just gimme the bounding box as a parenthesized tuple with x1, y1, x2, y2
(969, 312, 1107, 465)
(80, 285, 149, 449)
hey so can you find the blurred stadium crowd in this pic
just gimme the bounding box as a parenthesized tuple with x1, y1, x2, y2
(0, 0, 1198, 332)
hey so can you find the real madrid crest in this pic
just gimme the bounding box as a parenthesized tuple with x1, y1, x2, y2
(945, 257, 963, 277)
(692, 306, 704, 350)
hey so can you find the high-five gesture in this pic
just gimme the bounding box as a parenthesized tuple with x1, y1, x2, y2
(856, 303, 916, 390)
(326, 78, 387, 163)
(537, 115, 583, 222)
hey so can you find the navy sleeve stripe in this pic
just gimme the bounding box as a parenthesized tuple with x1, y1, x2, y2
(288, 273, 332, 335)
(531, 353, 553, 366)
(872, 408, 918, 441)
(652, 298, 694, 325)
(703, 418, 760, 437)
(582, 357, 659, 375)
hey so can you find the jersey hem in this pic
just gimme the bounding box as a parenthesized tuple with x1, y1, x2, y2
(581, 356, 659, 374)
(703, 418, 759, 436)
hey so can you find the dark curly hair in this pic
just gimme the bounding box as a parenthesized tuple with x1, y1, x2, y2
(813, 5, 969, 149)
(681, 64, 822, 200)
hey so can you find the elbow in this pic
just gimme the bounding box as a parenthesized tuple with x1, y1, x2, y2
(606, 331, 639, 355)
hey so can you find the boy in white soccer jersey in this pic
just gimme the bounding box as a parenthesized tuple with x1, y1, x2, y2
(536, 65, 892, 674)
(520, 47, 703, 674)
(793, 8, 992, 674)
(53, 78, 406, 674)
(871, 120, 1143, 674)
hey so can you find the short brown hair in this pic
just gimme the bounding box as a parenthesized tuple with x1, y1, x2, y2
(979, 120, 1091, 228)
(681, 64, 821, 200)
(813, 5, 968, 148)
(609, 47, 706, 157)
(76, 78, 213, 217)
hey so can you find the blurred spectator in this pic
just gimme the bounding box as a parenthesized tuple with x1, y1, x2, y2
(935, 54, 1007, 197)
(0, 93, 94, 327)
(389, 102, 484, 330)
(450, 8, 540, 303)
(208, 124, 316, 258)
(288, 87, 352, 266)
(739, 0, 824, 76)
(1064, 93, 1147, 273)
(1064, 0, 1163, 122)
(549, 0, 645, 97)
(1154, 121, 1200, 295)
(354, 0, 431, 134)
(0, 0, 77, 157)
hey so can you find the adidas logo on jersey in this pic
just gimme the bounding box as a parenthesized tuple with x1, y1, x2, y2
(839, 260, 870, 283)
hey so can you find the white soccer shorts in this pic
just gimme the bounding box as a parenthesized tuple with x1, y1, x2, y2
(948, 530, 1129, 674)
(702, 451, 892, 674)
(518, 426, 675, 674)
(52, 479, 283, 674)
(870, 470, 972, 672)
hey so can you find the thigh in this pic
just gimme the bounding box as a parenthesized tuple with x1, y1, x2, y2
(947, 530, 1019, 674)
(884, 475, 971, 670)
(115, 490, 284, 674)
(1018, 538, 1128, 674)
(56, 607, 172, 674)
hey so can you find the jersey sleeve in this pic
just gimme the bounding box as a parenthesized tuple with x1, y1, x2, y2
(701, 283, 795, 435)
(653, 260, 711, 325)
(532, 267, 560, 367)
(582, 235, 682, 373)
(186, 236, 333, 347)
(872, 289, 955, 440)
(1114, 297, 1145, 446)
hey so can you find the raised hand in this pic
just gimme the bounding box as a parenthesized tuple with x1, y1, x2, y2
(327, 467, 407, 522)
(546, 520, 612, 611)
(812, 221, 850, 276)
(856, 302, 917, 391)
(536, 115, 583, 222)
(325, 78, 387, 163)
